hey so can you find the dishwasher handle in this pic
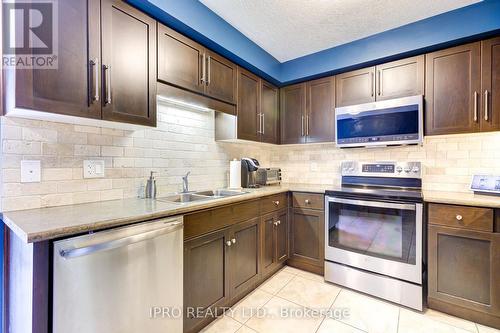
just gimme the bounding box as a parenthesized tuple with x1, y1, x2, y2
(59, 220, 183, 259)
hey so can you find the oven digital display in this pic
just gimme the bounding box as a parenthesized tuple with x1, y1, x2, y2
(362, 164, 395, 173)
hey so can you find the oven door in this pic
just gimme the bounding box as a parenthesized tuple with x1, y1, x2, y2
(325, 196, 422, 284)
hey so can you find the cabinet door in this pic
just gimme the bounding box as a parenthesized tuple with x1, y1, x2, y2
(261, 81, 280, 144)
(425, 43, 481, 135)
(14, 0, 101, 119)
(101, 0, 157, 126)
(229, 218, 260, 300)
(375, 55, 424, 101)
(335, 67, 375, 107)
(237, 68, 260, 141)
(205, 51, 237, 104)
(290, 208, 325, 268)
(184, 228, 231, 333)
(306, 76, 335, 143)
(428, 225, 500, 316)
(481, 37, 500, 132)
(280, 83, 306, 144)
(157, 24, 205, 94)
(260, 213, 277, 277)
(276, 209, 289, 263)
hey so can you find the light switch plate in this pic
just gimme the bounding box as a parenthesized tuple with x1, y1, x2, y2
(84, 160, 105, 178)
(21, 160, 41, 183)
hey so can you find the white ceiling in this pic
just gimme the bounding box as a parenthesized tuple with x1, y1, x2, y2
(200, 0, 481, 62)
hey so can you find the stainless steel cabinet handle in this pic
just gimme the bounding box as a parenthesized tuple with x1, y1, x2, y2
(231, 238, 236, 244)
(59, 221, 183, 259)
(276, 220, 281, 225)
(103, 65, 111, 105)
(226, 240, 232, 247)
(485, 90, 489, 121)
(371, 72, 374, 97)
(90, 59, 99, 102)
(377, 70, 382, 96)
(207, 55, 211, 85)
(273, 221, 278, 226)
(201, 53, 206, 84)
(262, 113, 265, 135)
(301, 115, 305, 136)
(273, 200, 280, 206)
(473, 91, 478, 122)
(306, 115, 310, 136)
(305, 199, 310, 204)
(456, 214, 463, 221)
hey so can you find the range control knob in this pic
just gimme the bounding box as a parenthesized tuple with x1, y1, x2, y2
(396, 166, 403, 173)
(404, 166, 411, 173)
(412, 166, 420, 173)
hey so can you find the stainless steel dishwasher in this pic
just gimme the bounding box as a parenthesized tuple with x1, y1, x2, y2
(53, 216, 183, 333)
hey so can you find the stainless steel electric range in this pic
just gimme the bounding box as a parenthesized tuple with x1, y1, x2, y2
(325, 161, 424, 310)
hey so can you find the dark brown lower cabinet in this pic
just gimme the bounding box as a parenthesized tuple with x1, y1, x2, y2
(260, 209, 289, 278)
(289, 208, 325, 274)
(229, 217, 260, 301)
(184, 228, 231, 333)
(428, 224, 500, 329)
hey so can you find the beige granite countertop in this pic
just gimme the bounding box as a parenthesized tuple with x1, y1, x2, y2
(2, 184, 329, 243)
(3, 183, 499, 244)
(423, 190, 500, 208)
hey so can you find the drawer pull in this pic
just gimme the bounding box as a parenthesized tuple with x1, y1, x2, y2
(231, 238, 236, 244)
(277, 220, 281, 225)
(273, 221, 279, 226)
(305, 199, 310, 204)
(456, 215, 463, 221)
(226, 240, 232, 247)
(273, 200, 280, 206)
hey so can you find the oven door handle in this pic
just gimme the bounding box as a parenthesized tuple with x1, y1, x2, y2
(327, 197, 416, 211)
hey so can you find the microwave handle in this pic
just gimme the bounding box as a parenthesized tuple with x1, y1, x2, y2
(327, 197, 416, 211)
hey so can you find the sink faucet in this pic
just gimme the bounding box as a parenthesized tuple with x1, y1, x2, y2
(182, 172, 191, 193)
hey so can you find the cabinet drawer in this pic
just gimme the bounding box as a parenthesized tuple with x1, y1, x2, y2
(260, 193, 287, 214)
(428, 203, 494, 232)
(292, 192, 324, 210)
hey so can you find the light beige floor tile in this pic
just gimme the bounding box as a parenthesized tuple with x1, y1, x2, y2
(333, 289, 399, 333)
(296, 269, 325, 283)
(317, 317, 365, 333)
(201, 315, 242, 333)
(422, 309, 478, 332)
(399, 308, 475, 333)
(228, 289, 273, 323)
(477, 324, 500, 333)
(282, 266, 303, 275)
(236, 326, 258, 333)
(277, 275, 341, 309)
(258, 270, 295, 294)
(245, 296, 324, 333)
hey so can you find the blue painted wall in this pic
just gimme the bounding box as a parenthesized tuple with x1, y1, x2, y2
(128, 0, 500, 86)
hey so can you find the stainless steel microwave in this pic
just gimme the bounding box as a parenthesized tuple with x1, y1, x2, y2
(335, 95, 424, 148)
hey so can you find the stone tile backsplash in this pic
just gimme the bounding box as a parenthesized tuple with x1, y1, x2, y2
(1, 101, 499, 212)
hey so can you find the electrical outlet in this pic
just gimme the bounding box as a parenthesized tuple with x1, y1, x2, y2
(21, 160, 41, 183)
(84, 160, 105, 178)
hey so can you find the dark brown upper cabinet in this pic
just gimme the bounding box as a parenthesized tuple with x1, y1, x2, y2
(306, 77, 336, 143)
(237, 68, 260, 142)
(281, 77, 335, 144)
(280, 83, 307, 144)
(425, 42, 481, 135)
(261, 81, 280, 144)
(157, 24, 237, 106)
(336, 67, 376, 107)
(157, 24, 205, 95)
(11, 0, 156, 127)
(13, 0, 102, 119)
(101, 0, 157, 126)
(237, 67, 279, 144)
(481, 37, 500, 132)
(376, 55, 424, 101)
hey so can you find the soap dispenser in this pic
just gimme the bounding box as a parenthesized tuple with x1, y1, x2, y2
(145, 171, 157, 199)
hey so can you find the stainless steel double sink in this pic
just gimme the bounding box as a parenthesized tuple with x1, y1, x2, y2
(156, 189, 249, 204)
